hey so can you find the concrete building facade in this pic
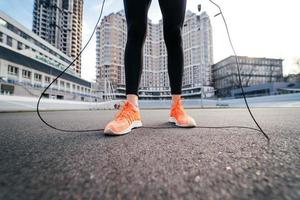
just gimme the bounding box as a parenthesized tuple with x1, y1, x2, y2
(32, 0, 83, 76)
(212, 56, 283, 97)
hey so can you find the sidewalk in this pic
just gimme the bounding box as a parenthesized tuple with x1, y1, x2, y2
(1, 93, 300, 112)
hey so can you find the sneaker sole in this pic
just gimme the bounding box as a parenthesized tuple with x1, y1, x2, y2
(104, 120, 143, 136)
(168, 117, 196, 128)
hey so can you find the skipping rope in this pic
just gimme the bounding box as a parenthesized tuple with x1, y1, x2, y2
(36, 0, 270, 142)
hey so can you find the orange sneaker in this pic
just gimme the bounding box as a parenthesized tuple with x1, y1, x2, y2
(104, 100, 142, 135)
(169, 97, 197, 127)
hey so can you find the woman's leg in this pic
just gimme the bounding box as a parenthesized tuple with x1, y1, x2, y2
(158, 0, 187, 95)
(159, 0, 196, 127)
(104, 0, 151, 135)
(123, 0, 152, 98)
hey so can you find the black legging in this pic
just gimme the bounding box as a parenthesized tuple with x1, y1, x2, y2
(123, 0, 187, 96)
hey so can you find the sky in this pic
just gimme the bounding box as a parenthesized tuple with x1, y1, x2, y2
(1, 0, 300, 82)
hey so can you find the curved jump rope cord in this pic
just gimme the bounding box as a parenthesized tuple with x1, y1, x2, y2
(36, 0, 270, 142)
(36, 0, 106, 132)
(208, 0, 269, 142)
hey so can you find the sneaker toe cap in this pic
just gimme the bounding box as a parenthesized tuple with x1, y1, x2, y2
(176, 115, 197, 127)
(104, 120, 129, 134)
(104, 122, 114, 133)
(188, 117, 197, 127)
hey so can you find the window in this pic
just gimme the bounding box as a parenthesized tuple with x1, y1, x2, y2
(45, 76, 50, 83)
(17, 41, 23, 50)
(6, 36, 12, 47)
(34, 73, 42, 82)
(0, 32, 3, 43)
(22, 69, 31, 79)
(7, 23, 19, 35)
(8, 65, 19, 76)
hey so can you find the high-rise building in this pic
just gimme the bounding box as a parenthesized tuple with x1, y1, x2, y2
(96, 11, 126, 90)
(32, 0, 83, 76)
(182, 11, 213, 87)
(96, 10, 214, 99)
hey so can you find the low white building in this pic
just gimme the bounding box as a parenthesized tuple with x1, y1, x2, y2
(0, 11, 101, 102)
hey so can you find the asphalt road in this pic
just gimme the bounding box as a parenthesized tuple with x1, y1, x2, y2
(0, 108, 299, 200)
